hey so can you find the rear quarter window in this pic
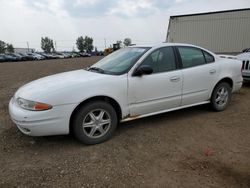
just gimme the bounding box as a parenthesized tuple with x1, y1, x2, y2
(203, 51, 215, 63)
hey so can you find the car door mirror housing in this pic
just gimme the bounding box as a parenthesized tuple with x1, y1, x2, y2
(133, 65, 153, 76)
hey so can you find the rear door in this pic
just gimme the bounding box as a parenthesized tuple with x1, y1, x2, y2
(176, 46, 219, 106)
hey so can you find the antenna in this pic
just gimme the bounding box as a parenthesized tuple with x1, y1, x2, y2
(55, 41, 57, 51)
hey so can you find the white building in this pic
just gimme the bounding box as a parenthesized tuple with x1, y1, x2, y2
(166, 8, 250, 54)
(14, 48, 35, 53)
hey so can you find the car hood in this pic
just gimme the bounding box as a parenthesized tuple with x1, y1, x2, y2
(15, 69, 110, 103)
(236, 52, 250, 60)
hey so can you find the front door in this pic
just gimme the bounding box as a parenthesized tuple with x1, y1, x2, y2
(128, 46, 182, 116)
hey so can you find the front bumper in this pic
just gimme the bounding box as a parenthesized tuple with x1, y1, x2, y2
(242, 71, 250, 81)
(243, 76, 250, 81)
(9, 97, 76, 136)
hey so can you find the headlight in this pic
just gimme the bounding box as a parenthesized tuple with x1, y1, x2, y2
(17, 98, 52, 111)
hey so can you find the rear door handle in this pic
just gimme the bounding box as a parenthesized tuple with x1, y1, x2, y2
(209, 69, 216, 74)
(170, 76, 180, 82)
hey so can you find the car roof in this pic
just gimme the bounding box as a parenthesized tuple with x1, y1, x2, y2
(131, 42, 207, 49)
(130, 42, 216, 56)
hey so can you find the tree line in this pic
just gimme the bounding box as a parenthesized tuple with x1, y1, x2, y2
(1, 36, 132, 54)
(42, 36, 132, 53)
(0, 40, 14, 53)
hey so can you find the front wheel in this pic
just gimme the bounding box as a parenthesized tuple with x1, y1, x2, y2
(72, 101, 118, 145)
(210, 82, 232, 111)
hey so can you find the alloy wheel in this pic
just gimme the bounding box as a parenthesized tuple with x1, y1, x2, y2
(215, 86, 229, 107)
(82, 109, 111, 138)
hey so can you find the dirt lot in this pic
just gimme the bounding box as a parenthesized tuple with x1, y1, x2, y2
(0, 57, 249, 187)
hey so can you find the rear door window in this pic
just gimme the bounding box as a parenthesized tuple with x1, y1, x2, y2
(177, 47, 206, 68)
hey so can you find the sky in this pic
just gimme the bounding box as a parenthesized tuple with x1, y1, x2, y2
(0, 0, 249, 51)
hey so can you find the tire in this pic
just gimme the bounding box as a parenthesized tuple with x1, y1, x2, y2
(72, 101, 118, 145)
(210, 82, 232, 111)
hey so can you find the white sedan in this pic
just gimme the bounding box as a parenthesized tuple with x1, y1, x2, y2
(9, 43, 243, 144)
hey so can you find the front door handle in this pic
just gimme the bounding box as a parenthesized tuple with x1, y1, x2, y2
(170, 76, 180, 82)
(209, 69, 216, 74)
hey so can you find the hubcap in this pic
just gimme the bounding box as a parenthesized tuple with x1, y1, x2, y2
(215, 87, 229, 107)
(82, 109, 111, 138)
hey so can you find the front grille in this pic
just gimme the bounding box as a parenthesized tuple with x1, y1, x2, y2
(242, 60, 250, 70)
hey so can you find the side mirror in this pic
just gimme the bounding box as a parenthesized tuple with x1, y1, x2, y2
(133, 65, 153, 76)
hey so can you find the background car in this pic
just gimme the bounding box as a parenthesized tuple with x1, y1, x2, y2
(70, 52, 81, 58)
(61, 52, 72, 58)
(242, 48, 250, 53)
(17, 53, 35, 61)
(3, 54, 19, 62)
(11, 53, 27, 61)
(236, 52, 250, 81)
(40, 53, 57, 59)
(30, 52, 46, 60)
(0, 54, 6, 62)
(6, 53, 22, 61)
(79, 52, 91, 57)
(52, 52, 66, 59)
(13, 53, 28, 61)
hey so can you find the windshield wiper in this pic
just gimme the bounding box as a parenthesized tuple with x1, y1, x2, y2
(87, 67, 105, 73)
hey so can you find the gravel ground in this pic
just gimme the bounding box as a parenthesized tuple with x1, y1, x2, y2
(0, 57, 249, 187)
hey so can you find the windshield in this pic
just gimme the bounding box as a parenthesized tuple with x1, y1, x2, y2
(89, 47, 150, 75)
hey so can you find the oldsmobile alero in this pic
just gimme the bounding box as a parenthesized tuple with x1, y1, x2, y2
(9, 43, 243, 144)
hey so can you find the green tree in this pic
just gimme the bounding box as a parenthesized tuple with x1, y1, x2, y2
(0, 40, 6, 53)
(76, 36, 94, 53)
(6, 44, 14, 53)
(41, 37, 54, 53)
(83, 36, 94, 53)
(76, 36, 84, 52)
(123, 38, 132, 46)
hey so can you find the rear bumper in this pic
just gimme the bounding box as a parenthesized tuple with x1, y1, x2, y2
(232, 74, 243, 92)
(233, 81, 243, 92)
(9, 97, 76, 136)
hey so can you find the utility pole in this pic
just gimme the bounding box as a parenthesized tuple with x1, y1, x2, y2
(104, 38, 107, 49)
(26, 41, 29, 52)
(54, 41, 57, 52)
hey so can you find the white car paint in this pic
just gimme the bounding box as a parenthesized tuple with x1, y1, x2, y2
(27, 53, 45, 60)
(9, 43, 243, 137)
(218, 53, 250, 81)
(236, 52, 250, 81)
(128, 69, 182, 115)
(218, 54, 237, 59)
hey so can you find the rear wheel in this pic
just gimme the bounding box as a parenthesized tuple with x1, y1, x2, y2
(211, 82, 232, 111)
(72, 101, 117, 145)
